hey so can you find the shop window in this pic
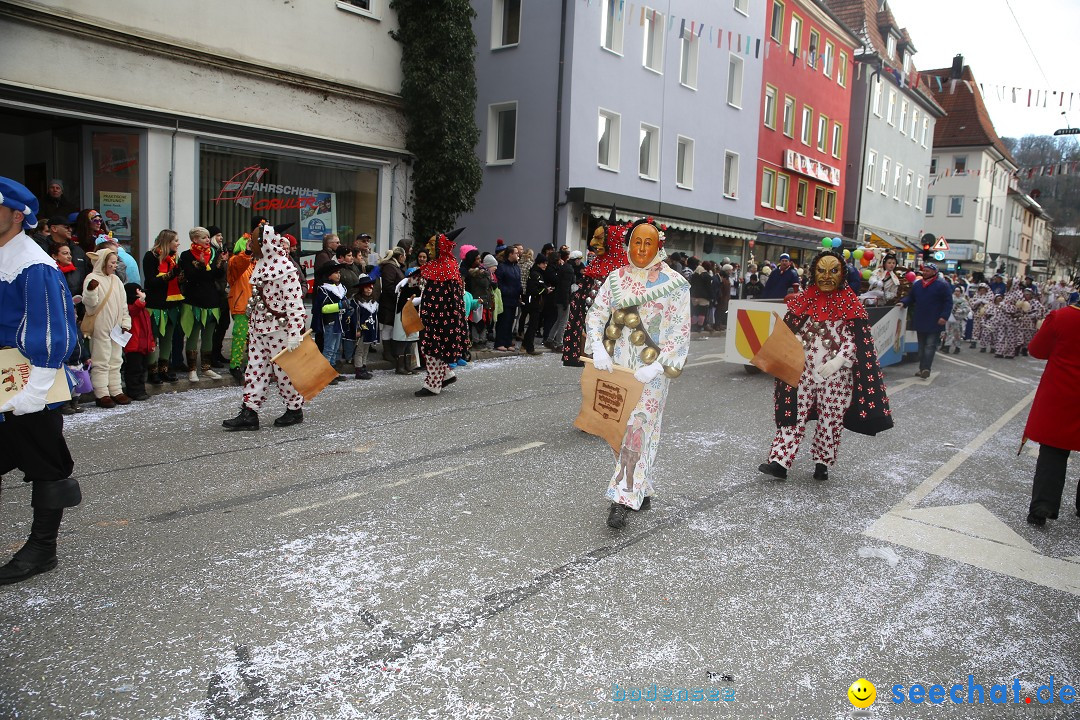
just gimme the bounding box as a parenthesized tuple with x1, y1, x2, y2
(89, 130, 142, 254)
(198, 143, 379, 259)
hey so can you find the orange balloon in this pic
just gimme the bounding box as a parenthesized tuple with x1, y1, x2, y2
(860, 257, 871, 267)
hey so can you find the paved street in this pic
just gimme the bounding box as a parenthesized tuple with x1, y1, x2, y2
(1, 336, 1077, 719)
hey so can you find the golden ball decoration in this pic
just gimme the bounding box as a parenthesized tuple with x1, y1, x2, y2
(603, 339, 616, 355)
(605, 324, 621, 340)
(663, 365, 682, 379)
(640, 347, 660, 364)
(629, 329, 647, 346)
(612, 309, 627, 325)
(623, 312, 641, 329)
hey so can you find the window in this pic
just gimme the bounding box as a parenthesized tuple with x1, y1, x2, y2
(727, 54, 744, 108)
(887, 89, 896, 125)
(337, 0, 378, 19)
(886, 33, 896, 59)
(491, 0, 521, 48)
(775, 173, 790, 212)
(925, 195, 935, 216)
(911, 109, 920, 141)
(789, 14, 802, 56)
(948, 195, 963, 216)
(796, 180, 808, 215)
(929, 156, 938, 175)
(824, 190, 836, 222)
(676, 136, 694, 188)
(831, 122, 842, 159)
(953, 155, 967, 174)
(816, 114, 828, 152)
(597, 109, 621, 171)
(872, 78, 883, 117)
(823, 41, 834, 77)
(643, 8, 665, 72)
(921, 117, 929, 146)
(639, 124, 659, 180)
(601, 0, 624, 54)
(813, 186, 826, 219)
(763, 86, 778, 129)
(733, 0, 749, 14)
(865, 150, 877, 190)
(724, 151, 739, 198)
(879, 156, 890, 194)
(679, 33, 699, 88)
(761, 167, 777, 207)
(801, 105, 813, 145)
(838, 52, 848, 87)
(903, 51, 911, 75)
(904, 170, 913, 205)
(487, 102, 517, 163)
(782, 95, 795, 137)
(770, 0, 785, 43)
(893, 162, 902, 199)
(899, 100, 908, 135)
(808, 29, 820, 68)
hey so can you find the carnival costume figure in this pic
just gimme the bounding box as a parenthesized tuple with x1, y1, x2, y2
(562, 209, 629, 367)
(759, 249, 893, 482)
(992, 285, 1024, 359)
(415, 229, 469, 397)
(585, 218, 691, 529)
(969, 284, 992, 351)
(0, 177, 82, 584)
(222, 225, 307, 430)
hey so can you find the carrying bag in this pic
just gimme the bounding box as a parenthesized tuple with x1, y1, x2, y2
(79, 278, 116, 338)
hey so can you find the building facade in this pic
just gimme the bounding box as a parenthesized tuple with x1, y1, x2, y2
(828, 0, 943, 259)
(754, 0, 858, 264)
(461, 0, 765, 263)
(1, 0, 409, 261)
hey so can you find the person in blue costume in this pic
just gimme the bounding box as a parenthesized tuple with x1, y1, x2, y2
(0, 177, 82, 585)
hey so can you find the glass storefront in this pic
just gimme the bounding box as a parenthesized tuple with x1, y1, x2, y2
(89, 130, 142, 251)
(198, 143, 380, 252)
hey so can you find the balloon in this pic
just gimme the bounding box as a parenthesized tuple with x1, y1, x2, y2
(862, 268, 872, 279)
(843, 249, 851, 259)
(860, 257, 870, 267)
(821, 237, 833, 248)
(864, 249, 875, 261)
(905, 271, 917, 282)
(853, 248, 864, 260)
(833, 237, 843, 246)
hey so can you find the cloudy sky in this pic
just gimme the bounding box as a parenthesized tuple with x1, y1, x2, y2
(888, 0, 1078, 140)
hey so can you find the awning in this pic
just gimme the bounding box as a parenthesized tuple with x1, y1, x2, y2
(756, 221, 849, 251)
(593, 210, 757, 242)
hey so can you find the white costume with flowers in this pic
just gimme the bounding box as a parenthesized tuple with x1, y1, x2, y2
(242, 227, 306, 412)
(586, 246, 691, 510)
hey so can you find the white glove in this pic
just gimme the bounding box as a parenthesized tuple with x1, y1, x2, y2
(412, 297, 421, 307)
(634, 361, 664, 384)
(287, 335, 301, 352)
(818, 354, 849, 380)
(591, 341, 613, 372)
(571, 283, 580, 293)
(0, 366, 57, 416)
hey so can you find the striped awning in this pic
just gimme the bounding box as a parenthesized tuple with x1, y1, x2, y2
(600, 211, 757, 242)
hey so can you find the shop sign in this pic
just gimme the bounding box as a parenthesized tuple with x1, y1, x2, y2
(783, 150, 840, 187)
(213, 165, 319, 210)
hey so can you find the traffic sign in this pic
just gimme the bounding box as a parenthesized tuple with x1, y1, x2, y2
(1053, 127, 1080, 136)
(932, 236, 949, 252)
(975, 252, 986, 262)
(933, 251, 946, 261)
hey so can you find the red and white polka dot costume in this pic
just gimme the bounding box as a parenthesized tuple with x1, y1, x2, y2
(242, 226, 306, 412)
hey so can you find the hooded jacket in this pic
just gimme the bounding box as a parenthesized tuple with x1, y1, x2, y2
(82, 247, 131, 336)
(247, 226, 306, 340)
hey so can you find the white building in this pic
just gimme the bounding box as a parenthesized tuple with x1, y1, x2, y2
(1, 0, 409, 259)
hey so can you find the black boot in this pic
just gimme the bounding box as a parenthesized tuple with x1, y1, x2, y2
(148, 368, 162, 385)
(632, 496, 652, 512)
(813, 463, 829, 481)
(0, 508, 63, 585)
(161, 360, 178, 383)
(395, 356, 410, 375)
(273, 408, 303, 427)
(222, 405, 259, 431)
(758, 461, 788, 480)
(606, 502, 629, 529)
(414, 387, 437, 397)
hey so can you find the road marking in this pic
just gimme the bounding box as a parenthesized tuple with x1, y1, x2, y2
(890, 390, 1035, 514)
(502, 441, 545, 455)
(886, 371, 938, 394)
(986, 370, 1018, 384)
(419, 463, 469, 478)
(938, 355, 987, 370)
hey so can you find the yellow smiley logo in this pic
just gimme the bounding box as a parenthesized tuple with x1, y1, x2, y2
(848, 678, 876, 709)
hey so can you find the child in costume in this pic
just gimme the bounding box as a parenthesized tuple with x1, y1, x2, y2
(81, 247, 132, 407)
(393, 269, 423, 375)
(352, 274, 378, 379)
(758, 249, 893, 482)
(312, 262, 347, 368)
(585, 218, 691, 529)
(123, 282, 155, 401)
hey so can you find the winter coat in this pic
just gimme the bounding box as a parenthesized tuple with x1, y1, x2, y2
(125, 297, 155, 355)
(178, 246, 225, 308)
(465, 267, 493, 308)
(689, 269, 712, 301)
(762, 267, 799, 299)
(1023, 305, 1080, 451)
(377, 259, 405, 326)
(227, 252, 254, 315)
(554, 262, 577, 306)
(743, 280, 765, 299)
(525, 264, 549, 310)
(81, 248, 131, 338)
(496, 261, 522, 308)
(900, 276, 953, 333)
(142, 250, 183, 309)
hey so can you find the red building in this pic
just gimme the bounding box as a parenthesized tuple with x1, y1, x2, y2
(756, 0, 859, 258)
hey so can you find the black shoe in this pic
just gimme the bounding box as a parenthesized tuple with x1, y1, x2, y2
(148, 371, 162, 386)
(60, 404, 76, 416)
(563, 359, 585, 367)
(1026, 512, 1046, 527)
(980, 348, 987, 353)
(209, 355, 226, 368)
(995, 354, 1004, 358)
(222, 406, 259, 431)
(633, 496, 652, 511)
(273, 408, 303, 427)
(813, 463, 829, 481)
(1021, 348, 1028, 356)
(355, 367, 373, 380)
(0, 552, 58, 585)
(443, 375, 457, 386)
(229, 367, 245, 383)
(329, 377, 341, 385)
(606, 502, 629, 529)
(130, 393, 150, 401)
(952, 347, 960, 354)
(758, 461, 788, 480)
(969, 342, 977, 349)
(163, 369, 178, 382)
(414, 388, 437, 397)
